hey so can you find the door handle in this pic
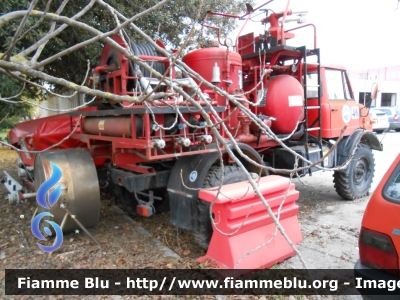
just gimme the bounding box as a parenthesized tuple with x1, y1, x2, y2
(331, 109, 338, 112)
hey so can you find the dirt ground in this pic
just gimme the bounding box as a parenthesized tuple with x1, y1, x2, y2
(0, 146, 350, 300)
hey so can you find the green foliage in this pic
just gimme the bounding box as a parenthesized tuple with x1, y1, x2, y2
(0, 74, 35, 130)
(1, 0, 254, 88)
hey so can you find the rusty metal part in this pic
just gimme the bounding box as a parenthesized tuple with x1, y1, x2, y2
(34, 149, 100, 233)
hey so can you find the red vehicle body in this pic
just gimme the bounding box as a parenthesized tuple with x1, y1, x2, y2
(7, 1, 383, 248)
(355, 154, 400, 299)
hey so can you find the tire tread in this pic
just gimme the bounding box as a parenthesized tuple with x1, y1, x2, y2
(333, 144, 374, 200)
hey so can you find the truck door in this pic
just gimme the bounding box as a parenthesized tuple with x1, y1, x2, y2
(325, 69, 360, 137)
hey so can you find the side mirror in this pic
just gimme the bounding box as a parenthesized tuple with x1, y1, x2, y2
(371, 83, 378, 101)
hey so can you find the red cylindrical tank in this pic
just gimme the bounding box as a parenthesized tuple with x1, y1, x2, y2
(83, 117, 132, 137)
(259, 75, 304, 135)
(183, 47, 242, 94)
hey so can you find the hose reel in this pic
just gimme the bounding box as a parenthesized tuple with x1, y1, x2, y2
(129, 40, 166, 77)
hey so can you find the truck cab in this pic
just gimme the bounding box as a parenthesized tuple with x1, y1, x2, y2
(306, 64, 372, 139)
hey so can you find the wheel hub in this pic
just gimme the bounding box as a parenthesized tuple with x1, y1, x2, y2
(354, 158, 370, 189)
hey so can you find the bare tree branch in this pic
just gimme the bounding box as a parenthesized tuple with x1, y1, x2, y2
(18, 0, 97, 58)
(31, 0, 70, 62)
(1, 0, 40, 60)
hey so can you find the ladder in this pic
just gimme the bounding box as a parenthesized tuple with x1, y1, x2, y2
(297, 46, 323, 175)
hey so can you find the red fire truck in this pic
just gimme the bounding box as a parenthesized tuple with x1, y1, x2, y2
(5, 1, 382, 248)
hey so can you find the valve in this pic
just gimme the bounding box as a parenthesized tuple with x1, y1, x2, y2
(153, 139, 166, 149)
(176, 138, 191, 147)
(6, 193, 20, 204)
(197, 135, 213, 144)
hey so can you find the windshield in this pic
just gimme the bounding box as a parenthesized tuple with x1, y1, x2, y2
(325, 69, 353, 100)
(383, 161, 400, 204)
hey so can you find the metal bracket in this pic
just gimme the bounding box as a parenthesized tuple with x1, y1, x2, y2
(1, 171, 23, 204)
(133, 190, 162, 206)
(1, 171, 23, 193)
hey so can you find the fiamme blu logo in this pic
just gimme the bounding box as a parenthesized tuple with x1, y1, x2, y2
(31, 162, 64, 253)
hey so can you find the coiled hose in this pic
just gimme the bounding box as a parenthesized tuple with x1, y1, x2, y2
(129, 40, 166, 77)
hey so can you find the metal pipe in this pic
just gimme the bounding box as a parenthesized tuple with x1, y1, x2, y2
(93, 65, 108, 74)
(20, 192, 37, 199)
(137, 55, 169, 62)
(285, 23, 317, 49)
(236, 13, 252, 50)
(151, 99, 218, 106)
(234, 89, 270, 144)
(202, 24, 223, 46)
(281, 0, 291, 45)
(236, 134, 269, 144)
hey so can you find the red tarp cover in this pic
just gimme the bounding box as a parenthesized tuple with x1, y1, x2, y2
(7, 107, 97, 166)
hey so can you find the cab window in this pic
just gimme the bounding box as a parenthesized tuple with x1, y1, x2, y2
(305, 73, 321, 99)
(325, 69, 354, 100)
(383, 162, 400, 204)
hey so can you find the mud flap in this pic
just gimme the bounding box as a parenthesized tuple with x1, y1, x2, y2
(167, 152, 220, 231)
(167, 143, 265, 231)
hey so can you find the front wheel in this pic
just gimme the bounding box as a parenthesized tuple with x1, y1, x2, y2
(333, 144, 375, 200)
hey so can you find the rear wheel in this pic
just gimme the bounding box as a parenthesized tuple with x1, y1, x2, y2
(395, 128, 400, 132)
(194, 164, 248, 249)
(333, 144, 375, 200)
(34, 149, 100, 233)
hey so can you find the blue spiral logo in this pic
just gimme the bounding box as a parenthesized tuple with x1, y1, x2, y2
(31, 162, 64, 252)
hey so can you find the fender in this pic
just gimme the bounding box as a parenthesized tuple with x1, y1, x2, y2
(335, 129, 382, 174)
(167, 143, 264, 231)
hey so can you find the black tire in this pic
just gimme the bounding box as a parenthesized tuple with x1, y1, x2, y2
(395, 128, 400, 132)
(374, 130, 384, 134)
(333, 144, 375, 200)
(194, 165, 248, 249)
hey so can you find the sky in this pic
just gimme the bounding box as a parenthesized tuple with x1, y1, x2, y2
(228, 0, 400, 72)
